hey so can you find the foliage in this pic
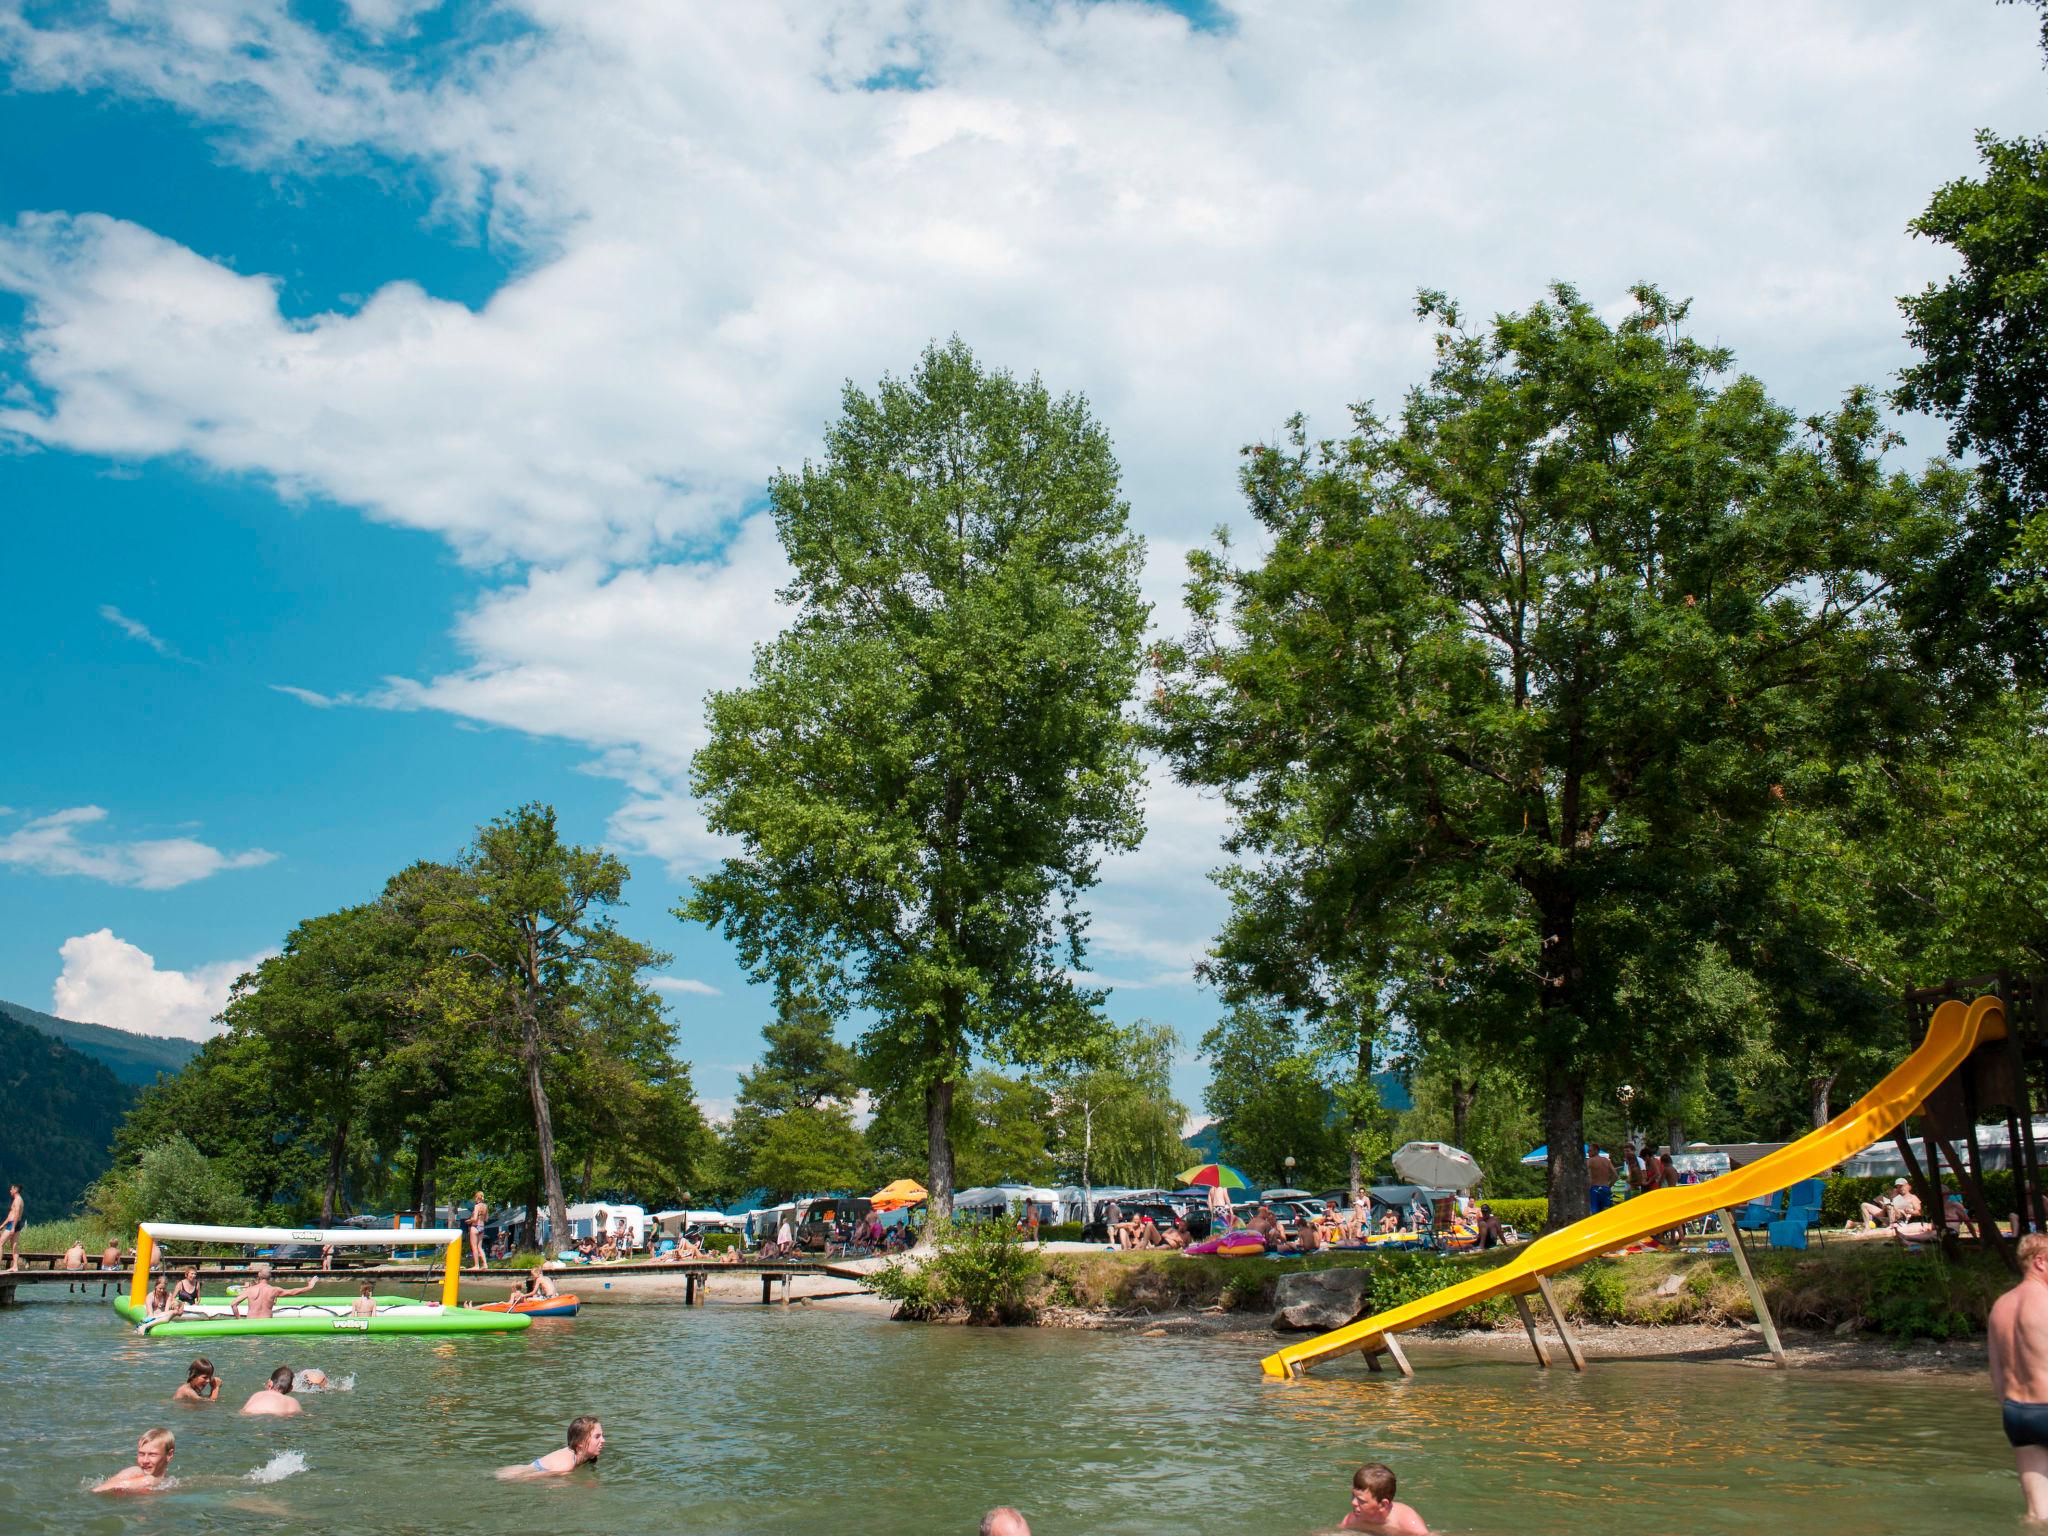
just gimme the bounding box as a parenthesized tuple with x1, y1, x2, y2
(1042, 1020, 1187, 1190)
(1574, 1260, 1631, 1322)
(1485, 1198, 1548, 1232)
(1895, 129, 2048, 676)
(1199, 1004, 1350, 1186)
(1153, 283, 1959, 1227)
(1394, 1060, 1543, 1198)
(726, 997, 866, 1198)
(955, 1071, 1055, 1189)
(87, 1134, 253, 1234)
(751, 1105, 869, 1198)
(868, 1214, 1044, 1324)
(684, 338, 1149, 1217)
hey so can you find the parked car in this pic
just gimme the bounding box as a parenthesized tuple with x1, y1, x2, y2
(1080, 1201, 1210, 1243)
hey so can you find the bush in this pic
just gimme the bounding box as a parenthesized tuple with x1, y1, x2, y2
(1038, 1222, 1084, 1243)
(868, 1216, 1042, 1324)
(1574, 1261, 1630, 1322)
(703, 1232, 741, 1253)
(1819, 1170, 2013, 1228)
(87, 1135, 253, 1237)
(1488, 1198, 1547, 1233)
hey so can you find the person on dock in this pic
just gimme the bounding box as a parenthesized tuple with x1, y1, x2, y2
(174, 1358, 220, 1403)
(100, 1238, 121, 1270)
(980, 1508, 1030, 1535)
(469, 1191, 489, 1268)
(1990, 1231, 2048, 1520)
(241, 1366, 303, 1417)
(93, 1428, 175, 1493)
(499, 1415, 604, 1478)
(2, 1182, 22, 1271)
(230, 1263, 319, 1319)
(1586, 1145, 1616, 1214)
(1340, 1462, 1428, 1534)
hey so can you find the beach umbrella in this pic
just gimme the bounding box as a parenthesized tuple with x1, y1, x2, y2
(1518, 1143, 1590, 1167)
(1392, 1141, 1483, 1190)
(869, 1179, 927, 1212)
(1175, 1162, 1251, 1190)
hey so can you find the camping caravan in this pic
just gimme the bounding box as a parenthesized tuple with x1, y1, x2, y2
(562, 1202, 649, 1252)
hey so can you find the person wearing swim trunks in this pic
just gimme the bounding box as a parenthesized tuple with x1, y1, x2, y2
(230, 1263, 319, 1319)
(499, 1415, 603, 1478)
(94, 1428, 174, 1493)
(2, 1183, 22, 1271)
(981, 1508, 1031, 1535)
(1992, 1231, 2048, 1519)
(1340, 1462, 1429, 1533)
(241, 1366, 303, 1417)
(174, 1358, 220, 1403)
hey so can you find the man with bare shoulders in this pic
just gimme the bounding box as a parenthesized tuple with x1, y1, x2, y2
(230, 1262, 318, 1319)
(94, 1427, 175, 1493)
(1340, 1462, 1430, 1534)
(2, 1183, 22, 1270)
(241, 1366, 304, 1417)
(1992, 1232, 2048, 1520)
(980, 1508, 1031, 1535)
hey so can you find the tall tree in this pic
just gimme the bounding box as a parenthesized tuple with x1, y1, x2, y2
(419, 804, 671, 1247)
(1044, 1020, 1187, 1192)
(727, 996, 865, 1198)
(1155, 285, 1954, 1225)
(684, 338, 1149, 1218)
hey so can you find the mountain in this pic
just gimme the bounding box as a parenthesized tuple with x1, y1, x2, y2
(0, 1006, 134, 1217)
(0, 998, 198, 1086)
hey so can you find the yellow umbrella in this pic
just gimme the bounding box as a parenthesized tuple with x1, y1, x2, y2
(869, 1179, 928, 1212)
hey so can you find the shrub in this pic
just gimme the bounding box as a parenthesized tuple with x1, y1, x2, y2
(1574, 1262, 1630, 1322)
(703, 1232, 741, 1253)
(868, 1216, 1042, 1324)
(1038, 1222, 1084, 1243)
(1819, 1170, 2012, 1228)
(87, 1135, 254, 1237)
(1862, 1248, 1973, 1341)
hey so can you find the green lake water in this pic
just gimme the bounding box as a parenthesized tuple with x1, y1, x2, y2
(0, 1291, 2025, 1534)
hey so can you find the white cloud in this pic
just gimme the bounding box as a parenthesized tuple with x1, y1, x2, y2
(98, 603, 191, 662)
(52, 928, 274, 1040)
(0, 806, 276, 889)
(651, 975, 723, 998)
(0, 0, 2038, 991)
(696, 1095, 736, 1126)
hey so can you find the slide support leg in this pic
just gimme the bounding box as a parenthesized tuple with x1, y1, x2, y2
(1363, 1346, 1382, 1373)
(1382, 1333, 1415, 1378)
(1512, 1291, 1552, 1368)
(1534, 1276, 1586, 1372)
(1717, 1209, 1787, 1367)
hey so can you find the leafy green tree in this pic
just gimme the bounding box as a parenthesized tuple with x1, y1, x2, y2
(954, 1070, 1055, 1189)
(1044, 1020, 1187, 1191)
(1199, 1004, 1350, 1186)
(1156, 284, 1956, 1224)
(419, 803, 673, 1246)
(752, 1105, 869, 1197)
(88, 1133, 253, 1234)
(724, 996, 861, 1189)
(684, 339, 1150, 1217)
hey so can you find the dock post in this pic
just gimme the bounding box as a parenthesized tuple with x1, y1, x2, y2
(761, 1274, 773, 1306)
(1534, 1276, 1586, 1372)
(1717, 1209, 1787, 1367)
(781, 1273, 791, 1306)
(0, 1282, 14, 1308)
(1511, 1292, 1552, 1368)
(1381, 1333, 1415, 1379)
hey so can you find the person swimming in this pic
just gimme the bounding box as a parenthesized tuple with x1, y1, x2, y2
(241, 1366, 303, 1417)
(1340, 1462, 1429, 1533)
(174, 1358, 220, 1403)
(93, 1428, 175, 1494)
(498, 1416, 603, 1478)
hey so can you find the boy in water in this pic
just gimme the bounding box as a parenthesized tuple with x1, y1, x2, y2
(241, 1366, 304, 1417)
(1341, 1462, 1429, 1534)
(499, 1416, 604, 1478)
(94, 1428, 175, 1493)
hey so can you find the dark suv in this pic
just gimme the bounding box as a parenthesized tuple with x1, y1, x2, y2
(1080, 1201, 1211, 1243)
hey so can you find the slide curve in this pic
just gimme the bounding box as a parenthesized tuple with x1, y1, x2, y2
(1261, 993, 2005, 1378)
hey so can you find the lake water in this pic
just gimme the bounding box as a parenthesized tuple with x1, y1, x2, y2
(0, 1290, 2023, 1534)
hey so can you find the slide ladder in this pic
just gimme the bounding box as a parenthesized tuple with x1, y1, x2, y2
(1262, 993, 2006, 1378)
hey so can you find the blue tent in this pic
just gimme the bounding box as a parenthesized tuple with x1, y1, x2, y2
(1518, 1143, 1591, 1166)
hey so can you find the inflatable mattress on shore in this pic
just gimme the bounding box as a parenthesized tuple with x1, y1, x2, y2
(113, 1295, 530, 1337)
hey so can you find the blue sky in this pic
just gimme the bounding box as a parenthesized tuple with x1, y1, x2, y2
(1, 0, 2039, 1121)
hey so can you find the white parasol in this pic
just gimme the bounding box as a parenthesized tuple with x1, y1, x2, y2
(1392, 1140, 1483, 1190)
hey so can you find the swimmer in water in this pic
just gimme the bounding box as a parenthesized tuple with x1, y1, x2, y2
(174, 1358, 220, 1403)
(351, 1281, 377, 1318)
(1339, 1462, 1429, 1534)
(94, 1428, 175, 1494)
(241, 1366, 303, 1417)
(498, 1416, 603, 1478)
(298, 1369, 330, 1391)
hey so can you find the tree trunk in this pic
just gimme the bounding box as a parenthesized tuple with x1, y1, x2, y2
(525, 1181, 539, 1254)
(1349, 1020, 1374, 1209)
(409, 1142, 426, 1226)
(521, 1010, 570, 1248)
(1664, 1086, 1686, 1159)
(580, 1146, 595, 1198)
(925, 1075, 956, 1223)
(1452, 1078, 1476, 1150)
(1541, 1064, 1589, 1229)
(421, 1142, 438, 1232)
(320, 1119, 349, 1227)
(1810, 1072, 1836, 1129)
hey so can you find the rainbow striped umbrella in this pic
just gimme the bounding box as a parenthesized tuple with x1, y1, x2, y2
(1175, 1162, 1251, 1190)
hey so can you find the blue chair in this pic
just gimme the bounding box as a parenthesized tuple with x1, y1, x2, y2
(1768, 1179, 1827, 1249)
(1735, 1191, 1785, 1231)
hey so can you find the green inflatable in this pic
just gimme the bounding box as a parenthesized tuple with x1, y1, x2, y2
(113, 1295, 530, 1338)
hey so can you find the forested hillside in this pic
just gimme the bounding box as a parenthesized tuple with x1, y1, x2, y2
(0, 999, 197, 1086)
(0, 1007, 133, 1215)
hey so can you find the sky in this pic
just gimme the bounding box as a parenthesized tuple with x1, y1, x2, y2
(0, 0, 2040, 1124)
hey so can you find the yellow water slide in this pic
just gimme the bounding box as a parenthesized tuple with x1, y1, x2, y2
(1262, 993, 2006, 1378)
